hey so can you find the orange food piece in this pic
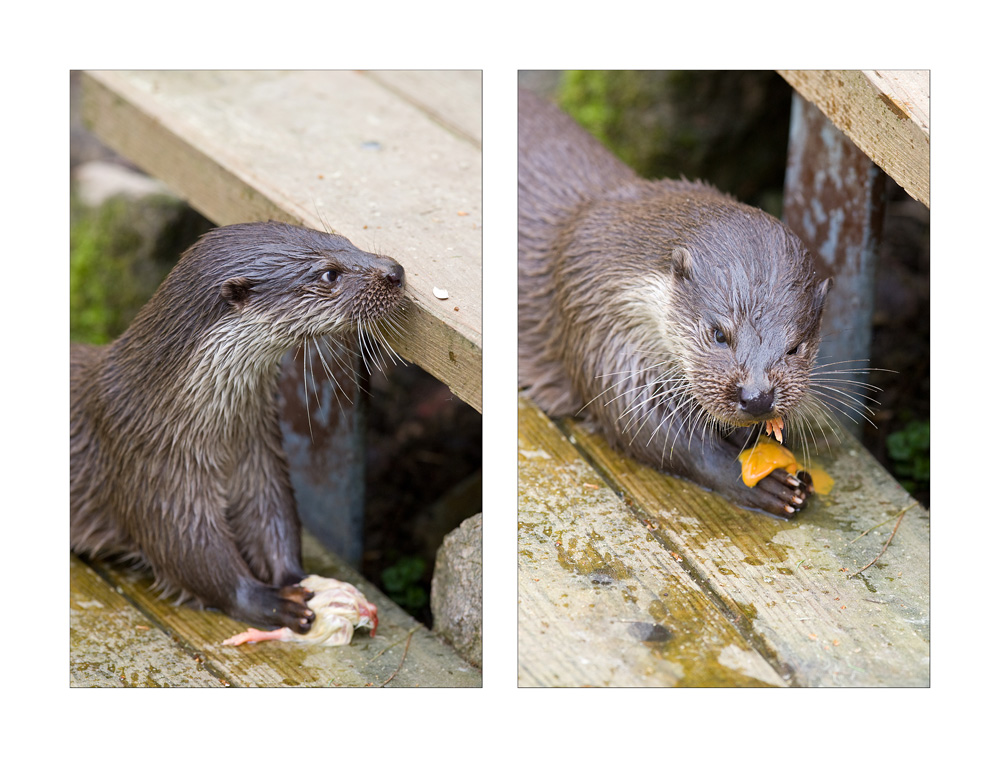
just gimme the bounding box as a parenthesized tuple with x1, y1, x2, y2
(737, 437, 834, 494)
(738, 438, 798, 487)
(808, 467, 834, 495)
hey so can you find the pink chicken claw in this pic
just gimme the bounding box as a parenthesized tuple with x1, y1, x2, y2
(222, 575, 378, 647)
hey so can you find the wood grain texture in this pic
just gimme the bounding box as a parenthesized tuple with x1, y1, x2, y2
(519, 397, 790, 687)
(71, 556, 225, 687)
(518, 395, 928, 687)
(777, 70, 929, 207)
(81, 70, 482, 410)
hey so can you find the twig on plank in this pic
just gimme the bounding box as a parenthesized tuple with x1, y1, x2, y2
(380, 627, 417, 687)
(848, 504, 915, 578)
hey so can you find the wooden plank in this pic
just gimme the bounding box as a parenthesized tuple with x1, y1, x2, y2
(364, 70, 482, 147)
(71, 555, 225, 687)
(80, 70, 482, 411)
(565, 416, 928, 686)
(518, 397, 790, 687)
(70, 532, 481, 687)
(519, 395, 928, 687)
(777, 70, 929, 207)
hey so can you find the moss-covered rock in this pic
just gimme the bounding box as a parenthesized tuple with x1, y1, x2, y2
(558, 70, 792, 214)
(69, 187, 212, 344)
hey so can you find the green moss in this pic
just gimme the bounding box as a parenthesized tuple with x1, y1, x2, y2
(71, 195, 144, 344)
(885, 419, 930, 496)
(381, 556, 428, 614)
(69, 190, 211, 344)
(555, 70, 792, 209)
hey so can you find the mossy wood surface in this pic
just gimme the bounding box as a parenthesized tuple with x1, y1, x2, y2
(81, 70, 482, 411)
(70, 532, 481, 688)
(518, 395, 928, 687)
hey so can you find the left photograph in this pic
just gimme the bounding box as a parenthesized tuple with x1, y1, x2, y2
(69, 70, 482, 687)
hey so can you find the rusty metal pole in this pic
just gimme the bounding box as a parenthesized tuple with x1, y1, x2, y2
(783, 93, 887, 435)
(278, 343, 365, 566)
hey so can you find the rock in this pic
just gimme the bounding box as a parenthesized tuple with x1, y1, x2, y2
(431, 513, 482, 668)
(73, 160, 172, 207)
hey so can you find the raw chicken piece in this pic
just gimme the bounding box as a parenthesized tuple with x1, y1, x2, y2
(764, 416, 784, 443)
(222, 575, 378, 647)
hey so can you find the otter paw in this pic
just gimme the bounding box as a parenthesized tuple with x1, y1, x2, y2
(747, 469, 814, 518)
(275, 584, 316, 633)
(279, 583, 315, 606)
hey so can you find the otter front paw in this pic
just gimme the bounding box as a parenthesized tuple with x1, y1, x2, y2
(746, 469, 813, 518)
(276, 583, 316, 634)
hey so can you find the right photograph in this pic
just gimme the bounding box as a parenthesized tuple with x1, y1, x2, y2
(516, 70, 929, 687)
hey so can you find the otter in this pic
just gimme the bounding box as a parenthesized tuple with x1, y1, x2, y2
(518, 88, 831, 518)
(71, 221, 406, 632)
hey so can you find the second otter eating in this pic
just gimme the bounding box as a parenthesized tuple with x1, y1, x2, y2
(70, 221, 406, 633)
(518, 88, 832, 518)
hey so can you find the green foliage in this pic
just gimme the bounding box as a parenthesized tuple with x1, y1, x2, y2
(71, 195, 143, 344)
(554, 70, 792, 211)
(559, 70, 664, 170)
(69, 190, 204, 344)
(381, 556, 428, 614)
(886, 419, 930, 495)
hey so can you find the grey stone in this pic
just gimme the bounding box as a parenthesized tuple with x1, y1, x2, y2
(430, 512, 482, 668)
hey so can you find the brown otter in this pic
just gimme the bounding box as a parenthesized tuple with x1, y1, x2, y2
(518, 88, 831, 518)
(71, 221, 405, 632)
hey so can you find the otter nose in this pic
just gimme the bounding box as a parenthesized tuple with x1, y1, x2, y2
(739, 387, 775, 417)
(385, 263, 405, 289)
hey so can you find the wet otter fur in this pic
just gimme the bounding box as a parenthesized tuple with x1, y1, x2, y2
(518, 88, 831, 518)
(70, 221, 405, 632)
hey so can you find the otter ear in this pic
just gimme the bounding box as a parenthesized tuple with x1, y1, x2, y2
(221, 277, 255, 309)
(814, 277, 832, 311)
(671, 247, 694, 279)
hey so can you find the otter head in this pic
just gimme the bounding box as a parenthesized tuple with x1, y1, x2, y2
(205, 223, 406, 352)
(662, 208, 830, 431)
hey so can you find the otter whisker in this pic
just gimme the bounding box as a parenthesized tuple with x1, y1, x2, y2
(312, 337, 349, 413)
(302, 341, 316, 439)
(810, 379, 880, 413)
(369, 318, 405, 366)
(306, 339, 331, 409)
(807, 388, 878, 427)
(376, 309, 408, 345)
(810, 381, 881, 412)
(356, 322, 382, 375)
(810, 378, 884, 404)
(811, 357, 893, 374)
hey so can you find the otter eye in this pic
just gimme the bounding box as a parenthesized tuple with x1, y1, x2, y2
(787, 343, 801, 356)
(320, 269, 342, 285)
(713, 328, 727, 345)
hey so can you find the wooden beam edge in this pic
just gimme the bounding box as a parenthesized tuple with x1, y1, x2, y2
(777, 69, 930, 207)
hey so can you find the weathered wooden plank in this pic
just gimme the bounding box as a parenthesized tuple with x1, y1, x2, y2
(365, 70, 482, 147)
(70, 532, 481, 687)
(80, 70, 482, 410)
(777, 70, 929, 207)
(71, 555, 225, 687)
(518, 396, 791, 687)
(563, 412, 928, 687)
